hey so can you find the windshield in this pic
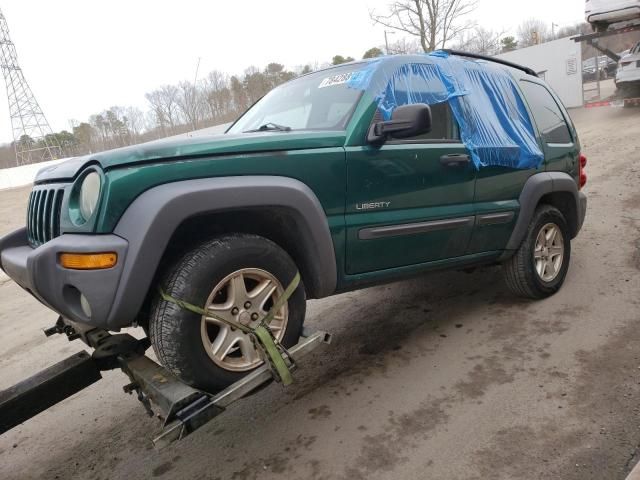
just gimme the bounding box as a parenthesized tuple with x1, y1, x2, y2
(227, 64, 365, 134)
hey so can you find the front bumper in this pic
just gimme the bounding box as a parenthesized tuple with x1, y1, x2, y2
(616, 66, 640, 86)
(0, 228, 128, 328)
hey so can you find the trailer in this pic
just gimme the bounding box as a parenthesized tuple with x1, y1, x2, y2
(0, 316, 330, 448)
(573, 21, 640, 103)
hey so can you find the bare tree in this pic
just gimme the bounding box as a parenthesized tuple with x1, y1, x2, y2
(243, 66, 271, 105)
(203, 70, 231, 122)
(454, 26, 505, 56)
(145, 85, 180, 135)
(89, 114, 108, 150)
(143, 110, 162, 139)
(125, 106, 145, 140)
(176, 81, 204, 131)
(370, 0, 478, 52)
(517, 18, 550, 48)
(387, 37, 423, 54)
(230, 75, 249, 114)
(106, 106, 130, 147)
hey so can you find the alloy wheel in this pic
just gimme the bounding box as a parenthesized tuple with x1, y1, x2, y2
(201, 268, 288, 371)
(533, 223, 565, 283)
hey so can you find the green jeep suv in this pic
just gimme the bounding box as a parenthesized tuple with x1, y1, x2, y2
(0, 52, 587, 392)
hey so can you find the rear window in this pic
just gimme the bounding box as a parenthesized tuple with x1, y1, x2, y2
(519, 81, 572, 144)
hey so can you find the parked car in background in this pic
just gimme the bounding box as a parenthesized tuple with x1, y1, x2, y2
(586, 0, 640, 31)
(616, 41, 640, 94)
(582, 55, 618, 81)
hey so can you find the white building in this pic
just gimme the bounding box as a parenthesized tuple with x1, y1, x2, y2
(497, 37, 583, 108)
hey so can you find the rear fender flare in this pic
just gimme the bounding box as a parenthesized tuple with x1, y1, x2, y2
(502, 172, 580, 256)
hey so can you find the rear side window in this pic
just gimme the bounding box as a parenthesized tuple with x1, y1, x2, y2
(519, 81, 572, 144)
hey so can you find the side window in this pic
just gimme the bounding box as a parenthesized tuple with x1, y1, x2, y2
(377, 65, 460, 142)
(398, 102, 459, 141)
(374, 101, 459, 143)
(519, 81, 572, 144)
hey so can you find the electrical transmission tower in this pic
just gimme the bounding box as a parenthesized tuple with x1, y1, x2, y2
(0, 9, 60, 166)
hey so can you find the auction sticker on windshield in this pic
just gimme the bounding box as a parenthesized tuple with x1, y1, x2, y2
(318, 72, 358, 88)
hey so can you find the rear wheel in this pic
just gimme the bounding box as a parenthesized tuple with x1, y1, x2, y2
(502, 205, 571, 299)
(149, 234, 306, 393)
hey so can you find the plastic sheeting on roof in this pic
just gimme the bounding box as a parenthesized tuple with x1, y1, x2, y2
(348, 51, 544, 170)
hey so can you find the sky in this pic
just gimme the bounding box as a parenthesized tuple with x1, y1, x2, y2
(0, 0, 586, 144)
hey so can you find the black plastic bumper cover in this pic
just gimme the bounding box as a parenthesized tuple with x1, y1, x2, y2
(0, 228, 128, 328)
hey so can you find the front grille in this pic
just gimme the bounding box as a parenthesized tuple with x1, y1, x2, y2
(26, 187, 65, 247)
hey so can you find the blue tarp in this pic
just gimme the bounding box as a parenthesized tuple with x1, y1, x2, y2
(348, 51, 544, 170)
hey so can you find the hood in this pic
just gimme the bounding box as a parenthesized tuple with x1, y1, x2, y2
(35, 130, 346, 183)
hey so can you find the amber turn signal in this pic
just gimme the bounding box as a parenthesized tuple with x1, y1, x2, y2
(59, 252, 117, 270)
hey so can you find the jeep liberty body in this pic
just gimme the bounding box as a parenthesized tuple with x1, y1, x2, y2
(0, 52, 587, 392)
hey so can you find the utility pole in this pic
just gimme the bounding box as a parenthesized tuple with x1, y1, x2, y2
(193, 56, 201, 86)
(384, 30, 395, 55)
(0, 9, 60, 166)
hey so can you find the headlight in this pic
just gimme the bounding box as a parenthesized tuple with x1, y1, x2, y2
(79, 172, 101, 220)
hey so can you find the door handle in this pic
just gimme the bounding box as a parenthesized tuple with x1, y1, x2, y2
(440, 154, 471, 167)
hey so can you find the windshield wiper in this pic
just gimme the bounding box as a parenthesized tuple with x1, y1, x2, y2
(243, 122, 292, 133)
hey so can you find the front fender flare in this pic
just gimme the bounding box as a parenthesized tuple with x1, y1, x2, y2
(106, 176, 337, 329)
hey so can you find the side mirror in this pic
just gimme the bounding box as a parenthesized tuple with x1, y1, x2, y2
(368, 103, 432, 144)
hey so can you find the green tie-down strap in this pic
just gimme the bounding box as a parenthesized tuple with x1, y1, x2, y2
(158, 272, 301, 386)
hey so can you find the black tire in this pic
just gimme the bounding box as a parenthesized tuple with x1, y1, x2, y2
(149, 234, 306, 393)
(502, 205, 571, 300)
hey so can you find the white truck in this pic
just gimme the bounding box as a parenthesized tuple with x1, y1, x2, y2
(616, 41, 640, 94)
(586, 0, 640, 31)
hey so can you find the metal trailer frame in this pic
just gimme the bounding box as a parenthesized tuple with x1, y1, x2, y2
(0, 317, 331, 448)
(573, 22, 640, 103)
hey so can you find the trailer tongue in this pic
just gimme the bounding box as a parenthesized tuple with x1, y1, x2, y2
(0, 316, 330, 448)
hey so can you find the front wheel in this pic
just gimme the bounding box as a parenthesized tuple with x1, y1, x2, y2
(502, 205, 571, 299)
(149, 234, 306, 393)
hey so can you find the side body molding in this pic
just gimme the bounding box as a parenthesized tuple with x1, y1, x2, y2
(502, 172, 581, 256)
(108, 176, 337, 328)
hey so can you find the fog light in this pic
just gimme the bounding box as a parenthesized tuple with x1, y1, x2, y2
(59, 252, 117, 270)
(80, 294, 92, 318)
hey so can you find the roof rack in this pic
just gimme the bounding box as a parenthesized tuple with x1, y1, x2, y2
(441, 49, 539, 77)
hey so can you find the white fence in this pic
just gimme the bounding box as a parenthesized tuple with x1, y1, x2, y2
(0, 158, 68, 191)
(0, 123, 231, 192)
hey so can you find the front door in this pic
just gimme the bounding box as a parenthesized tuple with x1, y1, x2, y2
(345, 102, 476, 274)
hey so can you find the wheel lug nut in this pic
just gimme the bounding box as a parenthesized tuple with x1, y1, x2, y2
(244, 301, 252, 309)
(251, 313, 259, 321)
(231, 307, 239, 315)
